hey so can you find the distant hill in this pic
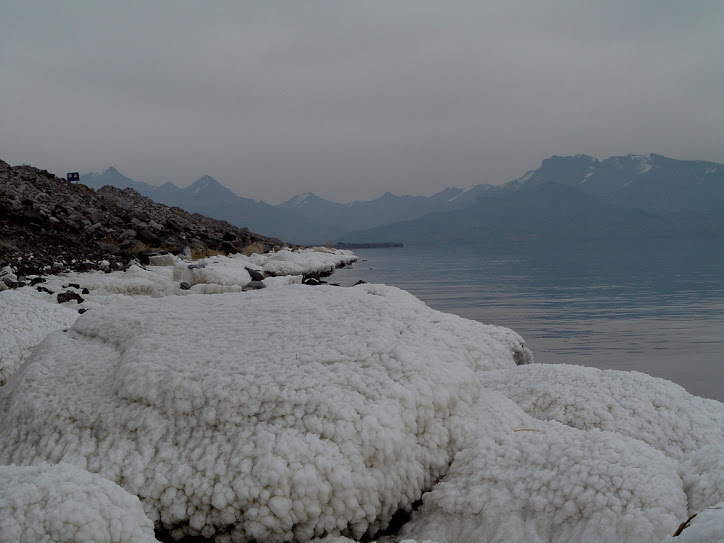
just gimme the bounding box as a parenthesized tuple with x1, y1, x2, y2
(81, 167, 157, 195)
(81, 171, 339, 244)
(508, 154, 724, 223)
(341, 182, 675, 244)
(341, 154, 723, 244)
(277, 187, 496, 232)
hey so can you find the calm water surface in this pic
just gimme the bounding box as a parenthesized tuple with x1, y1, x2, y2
(332, 238, 724, 402)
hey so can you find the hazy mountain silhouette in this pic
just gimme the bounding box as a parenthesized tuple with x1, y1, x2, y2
(341, 182, 675, 244)
(81, 171, 339, 244)
(82, 153, 723, 244)
(341, 154, 723, 243)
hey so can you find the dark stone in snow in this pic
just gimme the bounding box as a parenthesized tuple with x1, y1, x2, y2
(179, 282, 192, 290)
(354, 280, 367, 286)
(302, 277, 321, 286)
(245, 267, 264, 282)
(82, 288, 90, 295)
(30, 277, 45, 286)
(242, 280, 267, 291)
(11, 281, 27, 289)
(57, 291, 84, 304)
(78, 308, 87, 314)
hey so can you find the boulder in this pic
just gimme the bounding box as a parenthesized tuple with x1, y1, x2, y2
(57, 291, 84, 304)
(245, 267, 265, 282)
(241, 280, 266, 291)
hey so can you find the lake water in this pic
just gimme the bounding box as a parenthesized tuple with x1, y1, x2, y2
(332, 237, 724, 402)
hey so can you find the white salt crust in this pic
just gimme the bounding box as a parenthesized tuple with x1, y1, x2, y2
(0, 284, 529, 542)
(0, 462, 158, 543)
(394, 424, 686, 543)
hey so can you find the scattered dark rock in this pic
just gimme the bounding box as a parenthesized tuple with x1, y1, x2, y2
(37, 286, 54, 295)
(242, 281, 267, 291)
(30, 277, 45, 286)
(57, 291, 84, 304)
(11, 281, 26, 289)
(179, 282, 192, 290)
(78, 308, 87, 314)
(63, 283, 81, 289)
(354, 280, 367, 285)
(302, 277, 321, 286)
(81, 288, 90, 295)
(223, 231, 236, 241)
(245, 267, 265, 282)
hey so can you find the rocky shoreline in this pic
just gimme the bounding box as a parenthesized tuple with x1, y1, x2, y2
(0, 160, 286, 278)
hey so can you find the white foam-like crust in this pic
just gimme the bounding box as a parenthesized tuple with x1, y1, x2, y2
(0, 248, 356, 385)
(0, 284, 528, 541)
(679, 444, 724, 515)
(0, 462, 158, 543)
(397, 424, 687, 543)
(0, 289, 78, 386)
(481, 364, 724, 460)
(662, 503, 724, 543)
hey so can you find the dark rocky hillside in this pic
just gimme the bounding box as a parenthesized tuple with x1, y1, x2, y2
(0, 160, 284, 277)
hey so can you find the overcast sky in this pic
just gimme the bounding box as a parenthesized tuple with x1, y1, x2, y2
(1, 1, 722, 203)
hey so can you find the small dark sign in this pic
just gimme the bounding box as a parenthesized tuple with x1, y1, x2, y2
(67, 172, 80, 182)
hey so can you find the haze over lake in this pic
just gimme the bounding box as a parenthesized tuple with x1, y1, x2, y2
(334, 237, 724, 402)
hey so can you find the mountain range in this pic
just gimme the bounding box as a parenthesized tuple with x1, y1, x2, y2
(81, 154, 723, 244)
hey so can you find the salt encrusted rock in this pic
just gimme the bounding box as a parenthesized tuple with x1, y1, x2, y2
(0, 285, 529, 542)
(173, 258, 251, 287)
(0, 462, 159, 543)
(262, 248, 357, 277)
(0, 289, 78, 386)
(396, 425, 686, 543)
(481, 364, 724, 460)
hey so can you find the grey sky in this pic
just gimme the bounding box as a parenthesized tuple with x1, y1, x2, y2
(1, 1, 722, 203)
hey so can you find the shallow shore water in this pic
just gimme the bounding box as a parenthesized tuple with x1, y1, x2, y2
(331, 237, 724, 402)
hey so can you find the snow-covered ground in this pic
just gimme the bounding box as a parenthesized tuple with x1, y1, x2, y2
(0, 246, 722, 543)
